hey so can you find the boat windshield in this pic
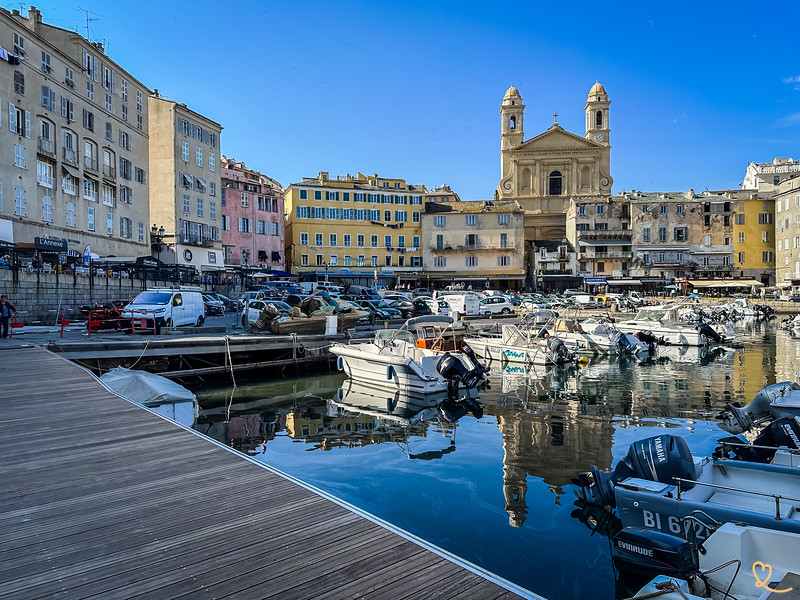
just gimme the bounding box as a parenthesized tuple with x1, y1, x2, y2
(634, 308, 668, 321)
(375, 329, 415, 345)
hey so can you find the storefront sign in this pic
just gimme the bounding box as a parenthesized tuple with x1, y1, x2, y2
(34, 237, 68, 252)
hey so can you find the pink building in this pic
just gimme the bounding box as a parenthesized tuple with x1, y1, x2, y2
(220, 157, 285, 272)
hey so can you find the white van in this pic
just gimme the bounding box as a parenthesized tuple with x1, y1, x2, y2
(122, 287, 206, 332)
(434, 291, 481, 316)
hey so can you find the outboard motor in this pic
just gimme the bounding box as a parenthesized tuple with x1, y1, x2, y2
(546, 335, 576, 365)
(719, 381, 800, 433)
(436, 352, 485, 393)
(696, 322, 723, 344)
(635, 330, 665, 353)
(718, 417, 800, 463)
(612, 527, 701, 598)
(576, 434, 697, 508)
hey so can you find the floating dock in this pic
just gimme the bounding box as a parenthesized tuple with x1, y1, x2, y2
(0, 341, 539, 599)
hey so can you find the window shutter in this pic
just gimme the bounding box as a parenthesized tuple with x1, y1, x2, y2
(41, 85, 48, 107)
(82, 48, 88, 70)
(25, 111, 30, 137)
(92, 57, 99, 82)
(8, 102, 14, 132)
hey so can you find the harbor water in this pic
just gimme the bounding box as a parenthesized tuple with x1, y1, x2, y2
(191, 323, 795, 600)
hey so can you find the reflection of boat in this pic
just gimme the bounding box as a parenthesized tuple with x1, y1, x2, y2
(330, 316, 486, 394)
(464, 323, 580, 366)
(576, 426, 800, 539)
(99, 366, 198, 427)
(332, 379, 446, 424)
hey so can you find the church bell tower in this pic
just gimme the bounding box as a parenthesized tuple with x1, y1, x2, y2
(584, 81, 610, 146)
(501, 85, 524, 150)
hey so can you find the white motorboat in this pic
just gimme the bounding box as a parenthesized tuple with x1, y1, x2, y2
(616, 303, 730, 347)
(330, 316, 486, 395)
(720, 381, 800, 433)
(464, 323, 581, 366)
(619, 523, 800, 600)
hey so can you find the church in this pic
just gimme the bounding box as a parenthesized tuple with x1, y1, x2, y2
(496, 83, 614, 244)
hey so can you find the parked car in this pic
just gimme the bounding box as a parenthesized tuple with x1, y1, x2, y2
(204, 292, 236, 312)
(411, 288, 431, 297)
(480, 296, 515, 316)
(387, 299, 433, 319)
(425, 299, 452, 317)
(353, 299, 403, 321)
(789, 294, 800, 303)
(202, 293, 225, 316)
(241, 299, 293, 328)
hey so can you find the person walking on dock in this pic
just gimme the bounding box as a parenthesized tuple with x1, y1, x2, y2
(0, 294, 17, 338)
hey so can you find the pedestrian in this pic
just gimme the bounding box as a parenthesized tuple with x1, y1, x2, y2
(0, 294, 17, 338)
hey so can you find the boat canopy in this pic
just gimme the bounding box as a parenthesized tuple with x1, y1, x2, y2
(405, 315, 454, 328)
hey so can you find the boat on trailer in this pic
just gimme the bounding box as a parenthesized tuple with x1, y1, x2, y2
(330, 315, 486, 395)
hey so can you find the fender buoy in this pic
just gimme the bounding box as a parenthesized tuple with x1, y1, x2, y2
(387, 365, 395, 380)
(336, 356, 344, 371)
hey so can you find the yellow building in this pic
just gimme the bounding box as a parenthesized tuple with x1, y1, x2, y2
(731, 193, 775, 286)
(284, 172, 424, 287)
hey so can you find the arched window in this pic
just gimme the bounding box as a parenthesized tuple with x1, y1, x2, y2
(595, 110, 603, 128)
(509, 115, 516, 130)
(549, 171, 562, 196)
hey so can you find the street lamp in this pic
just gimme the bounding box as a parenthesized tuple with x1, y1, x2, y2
(323, 260, 329, 282)
(151, 224, 165, 280)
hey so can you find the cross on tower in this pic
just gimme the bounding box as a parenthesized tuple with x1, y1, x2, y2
(553, 111, 558, 124)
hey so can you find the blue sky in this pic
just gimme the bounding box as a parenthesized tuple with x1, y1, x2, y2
(32, 0, 800, 199)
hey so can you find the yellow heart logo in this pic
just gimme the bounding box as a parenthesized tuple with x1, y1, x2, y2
(753, 561, 772, 587)
(752, 561, 793, 593)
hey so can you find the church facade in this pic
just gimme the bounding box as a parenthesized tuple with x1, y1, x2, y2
(496, 83, 614, 282)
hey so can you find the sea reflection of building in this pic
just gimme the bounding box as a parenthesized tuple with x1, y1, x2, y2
(492, 384, 615, 528)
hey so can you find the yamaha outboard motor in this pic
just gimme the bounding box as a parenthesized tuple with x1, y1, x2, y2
(718, 417, 800, 463)
(576, 434, 697, 508)
(719, 381, 800, 433)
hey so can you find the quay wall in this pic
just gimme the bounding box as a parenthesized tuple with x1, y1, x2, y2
(0, 270, 242, 324)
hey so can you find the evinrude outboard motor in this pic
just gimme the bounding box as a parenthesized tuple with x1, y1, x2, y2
(717, 417, 800, 463)
(576, 434, 697, 508)
(719, 381, 800, 433)
(696, 322, 723, 344)
(612, 527, 702, 599)
(546, 335, 576, 365)
(436, 352, 485, 393)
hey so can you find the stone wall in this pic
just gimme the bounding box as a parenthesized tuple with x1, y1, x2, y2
(0, 270, 242, 323)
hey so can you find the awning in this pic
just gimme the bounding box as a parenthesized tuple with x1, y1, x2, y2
(607, 279, 643, 286)
(201, 265, 225, 272)
(271, 251, 281, 261)
(579, 240, 631, 246)
(257, 250, 267, 261)
(61, 164, 80, 179)
(268, 270, 295, 278)
(688, 279, 763, 288)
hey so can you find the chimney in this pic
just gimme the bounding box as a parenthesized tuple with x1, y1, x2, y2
(27, 6, 42, 34)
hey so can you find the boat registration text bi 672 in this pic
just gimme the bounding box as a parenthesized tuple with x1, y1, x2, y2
(641, 509, 710, 541)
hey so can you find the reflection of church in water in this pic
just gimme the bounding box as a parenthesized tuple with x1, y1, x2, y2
(493, 394, 614, 528)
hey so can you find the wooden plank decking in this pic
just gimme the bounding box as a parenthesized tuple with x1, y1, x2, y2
(0, 342, 539, 600)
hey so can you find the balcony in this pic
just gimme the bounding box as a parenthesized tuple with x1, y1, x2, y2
(62, 180, 78, 196)
(102, 164, 116, 180)
(37, 137, 55, 158)
(578, 229, 631, 240)
(84, 156, 98, 174)
(579, 252, 633, 260)
(36, 173, 54, 189)
(62, 147, 78, 167)
(693, 263, 733, 272)
(431, 243, 501, 252)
